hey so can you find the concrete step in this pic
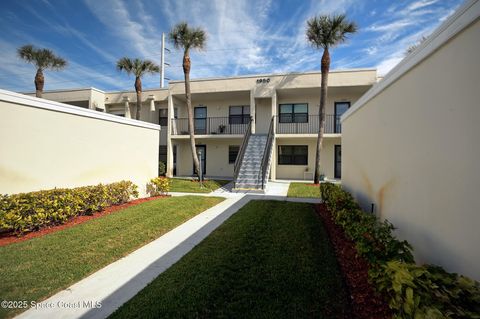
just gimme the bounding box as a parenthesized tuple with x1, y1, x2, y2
(234, 183, 262, 190)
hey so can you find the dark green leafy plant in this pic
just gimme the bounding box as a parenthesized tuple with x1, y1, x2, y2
(158, 161, 166, 176)
(371, 261, 480, 319)
(320, 182, 480, 318)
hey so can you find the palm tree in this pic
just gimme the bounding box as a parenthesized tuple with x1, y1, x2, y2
(17, 44, 67, 98)
(116, 58, 160, 120)
(306, 14, 357, 184)
(169, 22, 207, 180)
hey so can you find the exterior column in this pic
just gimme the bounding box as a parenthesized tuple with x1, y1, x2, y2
(166, 93, 174, 177)
(123, 96, 131, 119)
(250, 89, 255, 134)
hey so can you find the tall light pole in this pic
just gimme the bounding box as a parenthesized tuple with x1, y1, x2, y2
(161, 32, 165, 88)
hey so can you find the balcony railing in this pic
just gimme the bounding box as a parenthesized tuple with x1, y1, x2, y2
(171, 116, 250, 135)
(275, 114, 342, 134)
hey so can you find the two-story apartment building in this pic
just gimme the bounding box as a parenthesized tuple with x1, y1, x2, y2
(28, 68, 377, 189)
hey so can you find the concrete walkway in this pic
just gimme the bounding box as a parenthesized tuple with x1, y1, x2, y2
(16, 181, 321, 319)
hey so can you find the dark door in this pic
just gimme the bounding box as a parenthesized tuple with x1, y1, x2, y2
(334, 102, 350, 133)
(194, 107, 207, 134)
(193, 145, 206, 176)
(173, 145, 177, 176)
(334, 145, 341, 179)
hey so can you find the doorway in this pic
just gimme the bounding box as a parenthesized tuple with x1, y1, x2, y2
(194, 106, 207, 134)
(334, 102, 350, 133)
(334, 145, 341, 179)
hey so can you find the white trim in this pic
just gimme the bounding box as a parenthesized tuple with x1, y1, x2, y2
(0, 89, 160, 131)
(341, 0, 480, 123)
(106, 87, 169, 94)
(21, 87, 105, 94)
(169, 68, 377, 84)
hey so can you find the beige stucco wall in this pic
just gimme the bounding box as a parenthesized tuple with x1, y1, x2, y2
(174, 138, 243, 177)
(275, 137, 340, 180)
(0, 90, 160, 197)
(341, 18, 480, 279)
(255, 98, 272, 134)
(169, 69, 377, 95)
(25, 88, 106, 110)
(173, 93, 250, 119)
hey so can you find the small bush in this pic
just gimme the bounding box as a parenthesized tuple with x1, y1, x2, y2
(371, 261, 480, 319)
(321, 183, 413, 265)
(158, 161, 166, 176)
(0, 181, 138, 234)
(320, 182, 480, 319)
(146, 177, 170, 197)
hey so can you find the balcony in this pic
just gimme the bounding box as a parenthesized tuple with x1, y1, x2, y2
(171, 116, 251, 136)
(276, 114, 341, 134)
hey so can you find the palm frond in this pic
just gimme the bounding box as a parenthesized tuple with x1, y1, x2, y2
(116, 57, 159, 77)
(17, 44, 67, 70)
(306, 14, 357, 49)
(168, 22, 207, 52)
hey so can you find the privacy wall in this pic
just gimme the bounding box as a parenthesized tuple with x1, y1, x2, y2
(341, 3, 480, 280)
(0, 89, 160, 196)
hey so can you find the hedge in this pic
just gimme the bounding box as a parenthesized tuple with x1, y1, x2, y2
(320, 182, 480, 319)
(0, 181, 138, 234)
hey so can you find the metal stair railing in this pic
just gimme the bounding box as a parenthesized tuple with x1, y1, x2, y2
(259, 116, 275, 189)
(233, 116, 252, 188)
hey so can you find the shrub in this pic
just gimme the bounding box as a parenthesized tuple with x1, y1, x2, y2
(146, 177, 170, 197)
(158, 161, 166, 176)
(320, 182, 480, 318)
(321, 183, 414, 265)
(0, 181, 138, 234)
(371, 261, 480, 319)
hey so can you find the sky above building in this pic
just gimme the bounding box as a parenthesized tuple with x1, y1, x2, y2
(0, 0, 462, 92)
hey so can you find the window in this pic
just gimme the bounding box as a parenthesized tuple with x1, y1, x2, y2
(229, 145, 240, 164)
(159, 145, 167, 163)
(279, 104, 308, 123)
(229, 106, 250, 124)
(278, 145, 308, 165)
(159, 109, 168, 126)
(334, 102, 350, 133)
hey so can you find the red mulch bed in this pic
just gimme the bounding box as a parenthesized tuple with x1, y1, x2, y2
(0, 195, 169, 247)
(315, 203, 392, 319)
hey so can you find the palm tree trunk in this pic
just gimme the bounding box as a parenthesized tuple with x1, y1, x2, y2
(35, 68, 44, 98)
(314, 48, 330, 184)
(135, 76, 142, 120)
(183, 52, 201, 180)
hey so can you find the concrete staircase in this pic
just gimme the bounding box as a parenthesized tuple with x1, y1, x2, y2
(234, 134, 269, 190)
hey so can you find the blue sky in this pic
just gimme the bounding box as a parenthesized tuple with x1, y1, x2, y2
(0, 0, 462, 92)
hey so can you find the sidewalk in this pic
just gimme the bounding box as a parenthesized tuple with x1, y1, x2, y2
(16, 195, 248, 319)
(16, 181, 320, 319)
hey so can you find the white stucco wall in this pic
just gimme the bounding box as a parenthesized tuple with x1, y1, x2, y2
(0, 90, 160, 197)
(341, 4, 480, 280)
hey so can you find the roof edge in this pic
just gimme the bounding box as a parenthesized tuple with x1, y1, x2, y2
(169, 68, 377, 84)
(341, 0, 480, 123)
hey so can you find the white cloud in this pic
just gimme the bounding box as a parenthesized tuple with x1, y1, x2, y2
(84, 0, 163, 59)
(407, 0, 439, 11)
(367, 20, 415, 32)
(376, 56, 404, 76)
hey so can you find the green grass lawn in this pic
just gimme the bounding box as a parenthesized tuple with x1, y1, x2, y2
(287, 182, 321, 198)
(169, 178, 230, 193)
(0, 196, 223, 319)
(110, 200, 351, 319)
